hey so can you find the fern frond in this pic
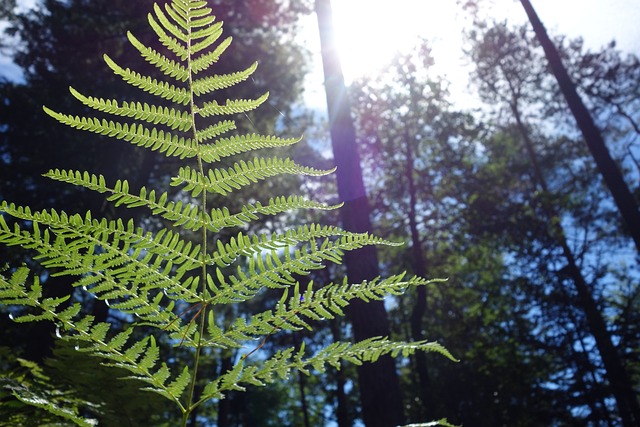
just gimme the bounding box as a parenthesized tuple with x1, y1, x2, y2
(192, 36, 232, 74)
(206, 224, 384, 268)
(73, 328, 190, 408)
(148, 12, 189, 61)
(198, 93, 269, 117)
(126, 32, 189, 82)
(162, 1, 189, 32)
(44, 170, 207, 231)
(9, 384, 98, 427)
(191, 25, 224, 54)
(195, 120, 236, 142)
(205, 196, 342, 233)
(42, 108, 198, 158)
(0, 202, 201, 306)
(206, 231, 402, 305)
(172, 159, 335, 197)
(192, 62, 258, 96)
(199, 133, 303, 162)
(205, 276, 444, 348)
(404, 420, 460, 427)
(1, 269, 191, 403)
(189, 10, 217, 29)
(198, 337, 455, 403)
(0, 223, 170, 326)
(103, 54, 189, 105)
(1, 200, 202, 275)
(0, 267, 63, 322)
(1, 0, 456, 422)
(69, 87, 192, 131)
(152, 3, 188, 42)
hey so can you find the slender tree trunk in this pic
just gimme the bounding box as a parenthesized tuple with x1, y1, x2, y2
(315, 1, 405, 425)
(329, 318, 352, 427)
(556, 278, 616, 425)
(24, 276, 74, 362)
(519, 0, 640, 255)
(403, 130, 432, 418)
(216, 355, 234, 427)
(297, 370, 311, 427)
(293, 332, 312, 427)
(511, 100, 640, 427)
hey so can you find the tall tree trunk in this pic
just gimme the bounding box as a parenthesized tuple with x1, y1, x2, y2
(293, 332, 312, 427)
(511, 99, 640, 427)
(315, 1, 405, 426)
(404, 129, 432, 418)
(519, 0, 640, 255)
(329, 318, 353, 427)
(216, 355, 234, 427)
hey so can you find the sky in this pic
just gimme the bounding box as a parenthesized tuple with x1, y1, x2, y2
(1, 0, 639, 109)
(301, 0, 640, 110)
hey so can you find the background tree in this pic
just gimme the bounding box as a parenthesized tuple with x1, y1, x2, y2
(465, 18, 640, 425)
(518, 0, 640, 259)
(315, 0, 405, 425)
(349, 43, 564, 425)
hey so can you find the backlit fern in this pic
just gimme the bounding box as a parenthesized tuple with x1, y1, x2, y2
(0, 1, 454, 425)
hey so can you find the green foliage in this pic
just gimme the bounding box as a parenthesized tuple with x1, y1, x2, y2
(0, 1, 453, 425)
(0, 356, 98, 427)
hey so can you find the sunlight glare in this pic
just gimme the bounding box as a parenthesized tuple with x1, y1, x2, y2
(331, 0, 462, 83)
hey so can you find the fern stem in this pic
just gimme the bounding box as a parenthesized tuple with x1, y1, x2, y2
(181, 1, 210, 425)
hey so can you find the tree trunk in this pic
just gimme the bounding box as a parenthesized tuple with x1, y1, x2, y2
(404, 130, 432, 418)
(315, 1, 405, 426)
(293, 332, 312, 427)
(519, 0, 640, 255)
(216, 355, 234, 427)
(330, 318, 353, 427)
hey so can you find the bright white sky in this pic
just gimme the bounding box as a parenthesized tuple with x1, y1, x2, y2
(2, 0, 639, 109)
(302, 0, 640, 110)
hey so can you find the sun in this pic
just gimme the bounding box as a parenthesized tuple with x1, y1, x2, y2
(330, 0, 463, 83)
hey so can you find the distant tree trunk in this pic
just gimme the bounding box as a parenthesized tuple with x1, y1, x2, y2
(293, 333, 312, 427)
(403, 129, 432, 418)
(329, 318, 352, 427)
(24, 275, 74, 362)
(315, 1, 405, 426)
(216, 355, 234, 427)
(519, 0, 640, 255)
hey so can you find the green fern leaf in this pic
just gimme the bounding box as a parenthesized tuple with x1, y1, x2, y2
(0, 1, 455, 423)
(199, 133, 303, 161)
(127, 32, 189, 82)
(192, 61, 258, 96)
(42, 108, 198, 158)
(69, 87, 192, 131)
(192, 36, 232, 73)
(197, 93, 269, 117)
(172, 158, 334, 197)
(103, 54, 189, 104)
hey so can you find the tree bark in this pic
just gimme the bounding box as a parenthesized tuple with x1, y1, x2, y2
(329, 318, 352, 427)
(519, 0, 640, 255)
(315, 1, 405, 426)
(404, 129, 432, 418)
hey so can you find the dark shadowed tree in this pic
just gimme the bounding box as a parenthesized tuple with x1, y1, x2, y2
(314, 0, 405, 426)
(467, 19, 640, 426)
(517, 0, 640, 259)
